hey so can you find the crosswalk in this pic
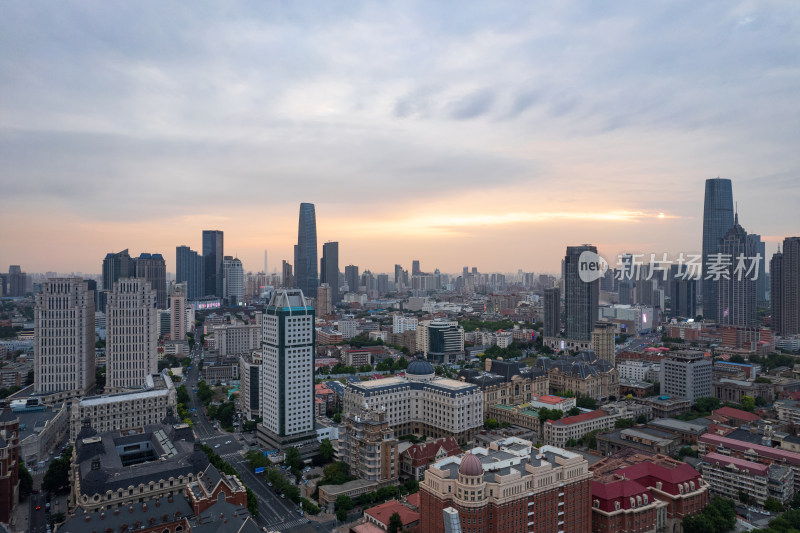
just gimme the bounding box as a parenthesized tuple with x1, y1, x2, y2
(263, 515, 311, 531)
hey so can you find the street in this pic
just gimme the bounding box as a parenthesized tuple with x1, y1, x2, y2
(185, 344, 334, 532)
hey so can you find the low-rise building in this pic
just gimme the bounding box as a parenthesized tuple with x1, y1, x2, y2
(709, 406, 762, 428)
(596, 427, 682, 456)
(399, 437, 461, 481)
(364, 499, 420, 531)
(459, 359, 549, 412)
(70, 371, 177, 438)
(776, 399, 800, 424)
(186, 463, 248, 515)
(531, 351, 620, 401)
(700, 452, 793, 509)
(713, 378, 774, 405)
(16, 402, 69, 466)
(543, 403, 650, 447)
(617, 360, 659, 381)
(647, 418, 711, 444)
(638, 396, 692, 419)
(318, 479, 377, 513)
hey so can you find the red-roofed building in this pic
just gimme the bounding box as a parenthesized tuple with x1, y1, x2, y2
(315, 383, 335, 414)
(406, 492, 420, 510)
(709, 406, 761, 427)
(400, 437, 461, 481)
(590, 453, 708, 533)
(700, 452, 793, 508)
(543, 410, 615, 447)
(364, 499, 420, 531)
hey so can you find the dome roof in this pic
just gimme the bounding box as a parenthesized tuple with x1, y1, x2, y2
(459, 453, 483, 477)
(406, 360, 435, 376)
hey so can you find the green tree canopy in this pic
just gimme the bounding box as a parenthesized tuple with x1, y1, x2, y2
(388, 512, 403, 533)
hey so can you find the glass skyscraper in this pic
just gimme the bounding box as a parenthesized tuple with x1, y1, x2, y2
(702, 178, 734, 321)
(564, 245, 599, 341)
(293, 203, 318, 298)
(321, 241, 339, 304)
(176, 245, 204, 300)
(202, 230, 224, 297)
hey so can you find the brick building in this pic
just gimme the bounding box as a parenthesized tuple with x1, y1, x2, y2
(420, 437, 592, 533)
(400, 437, 461, 481)
(0, 409, 20, 524)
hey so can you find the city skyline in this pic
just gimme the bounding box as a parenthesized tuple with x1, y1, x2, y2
(2, 2, 799, 274)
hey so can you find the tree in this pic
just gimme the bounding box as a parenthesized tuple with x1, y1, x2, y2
(576, 397, 597, 410)
(741, 395, 756, 412)
(285, 447, 304, 470)
(336, 507, 348, 522)
(176, 385, 191, 405)
(319, 438, 335, 463)
(567, 407, 581, 416)
(42, 456, 71, 494)
(764, 497, 784, 513)
(615, 418, 634, 429)
(388, 512, 403, 533)
(484, 418, 499, 430)
(636, 415, 647, 424)
(694, 397, 721, 413)
(332, 412, 342, 423)
(566, 438, 577, 447)
(246, 487, 259, 517)
(18, 461, 33, 500)
(403, 478, 419, 494)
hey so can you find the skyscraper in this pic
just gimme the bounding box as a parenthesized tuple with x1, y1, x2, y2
(747, 234, 767, 308)
(264, 249, 268, 274)
(176, 245, 204, 300)
(202, 230, 224, 297)
(670, 264, 697, 319)
(281, 260, 293, 289)
(222, 256, 244, 306)
(320, 241, 340, 305)
(564, 245, 600, 341)
(412, 260, 421, 276)
(543, 287, 561, 338)
(34, 278, 95, 397)
(772, 237, 800, 336)
(317, 283, 332, 316)
(170, 283, 187, 341)
(394, 264, 404, 287)
(134, 253, 167, 310)
(7, 265, 26, 297)
(345, 265, 359, 294)
(592, 321, 616, 365)
(106, 278, 158, 391)
(717, 214, 757, 327)
(702, 178, 734, 321)
(257, 289, 316, 453)
(293, 203, 318, 298)
(102, 249, 133, 311)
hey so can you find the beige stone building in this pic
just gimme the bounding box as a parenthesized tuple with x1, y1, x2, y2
(340, 408, 399, 482)
(532, 351, 620, 401)
(591, 321, 616, 365)
(459, 359, 549, 413)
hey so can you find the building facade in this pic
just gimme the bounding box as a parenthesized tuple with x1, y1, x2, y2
(222, 256, 244, 306)
(564, 245, 600, 342)
(294, 203, 318, 299)
(340, 409, 399, 483)
(321, 241, 340, 305)
(702, 177, 734, 322)
(717, 215, 757, 327)
(659, 351, 712, 403)
(238, 352, 261, 421)
(34, 278, 96, 398)
(591, 322, 615, 366)
(106, 278, 158, 391)
(202, 230, 224, 298)
(134, 253, 167, 310)
(176, 245, 205, 300)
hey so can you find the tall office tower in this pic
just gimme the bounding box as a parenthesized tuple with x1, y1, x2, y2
(412, 260, 421, 276)
(361, 270, 375, 292)
(134, 253, 167, 310)
(264, 249, 268, 274)
(320, 241, 340, 304)
(0, 273, 5, 297)
(170, 283, 187, 341)
(7, 265, 26, 297)
(345, 265, 359, 293)
(176, 245, 204, 300)
(257, 289, 316, 453)
(702, 178, 734, 321)
(618, 280, 634, 305)
(670, 265, 697, 318)
(592, 321, 616, 365)
(202, 230, 224, 297)
(394, 264, 404, 288)
(747, 234, 767, 308)
(564, 245, 600, 341)
(222, 256, 244, 306)
(281, 260, 293, 289)
(772, 237, 800, 336)
(543, 287, 561, 338)
(293, 203, 318, 298)
(771, 248, 783, 334)
(717, 214, 757, 327)
(34, 278, 95, 396)
(659, 350, 712, 402)
(102, 249, 133, 311)
(317, 283, 332, 316)
(106, 278, 158, 392)
(376, 274, 389, 295)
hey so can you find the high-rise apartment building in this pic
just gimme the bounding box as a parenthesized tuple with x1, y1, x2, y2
(772, 237, 800, 336)
(176, 245, 204, 300)
(702, 178, 734, 321)
(293, 203, 318, 298)
(717, 214, 756, 327)
(34, 278, 96, 398)
(134, 252, 167, 309)
(543, 287, 561, 338)
(202, 230, 224, 297)
(412, 260, 421, 276)
(257, 289, 316, 453)
(320, 241, 340, 304)
(106, 278, 158, 392)
(564, 245, 600, 341)
(170, 284, 187, 341)
(394, 264, 404, 289)
(659, 351, 712, 403)
(340, 409, 399, 483)
(345, 265, 359, 293)
(591, 321, 615, 365)
(264, 249, 268, 273)
(7, 265, 26, 297)
(102, 249, 133, 311)
(281, 260, 293, 289)
(222, 256, 244, 306)
(748, 233, 767, 308)
(317, 283, 332, 316)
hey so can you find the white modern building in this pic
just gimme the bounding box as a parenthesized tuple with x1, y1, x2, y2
(106, 278, 158, 392)
(211, 319, 262, 357)
(618, 360, 660, 381)
(392, 315, 418, 334)
(660, 350, 712, 403)
(223, 256, 244, 306)
(34, 278, 96, 399)
(257, 289, 317, 453)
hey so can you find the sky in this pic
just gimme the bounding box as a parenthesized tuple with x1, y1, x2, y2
(1, 1, 799, 276)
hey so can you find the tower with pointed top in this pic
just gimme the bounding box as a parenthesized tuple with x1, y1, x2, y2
(717, 212, 757, 327)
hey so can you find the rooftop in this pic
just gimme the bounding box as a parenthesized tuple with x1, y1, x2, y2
(365, 499, 420, 527)
(548, 410, 607, 426)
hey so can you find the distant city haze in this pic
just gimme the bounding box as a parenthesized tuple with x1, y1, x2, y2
(1, 3, 797, 274)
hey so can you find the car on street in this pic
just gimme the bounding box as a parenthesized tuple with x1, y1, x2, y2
(215, 444, 220, 448)
(225, 440, 231, 444)
(35, 505, 41, 510)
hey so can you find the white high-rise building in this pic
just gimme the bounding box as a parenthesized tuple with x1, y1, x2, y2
(392, 315, 418, 334)
(660, 350, 712, 403)
(170, 283, 187, 341)
(223, 256, 244, 306)
(257, 289, 316, 453)
(34, 278, 96, 400)
(106, 278, 158, 392)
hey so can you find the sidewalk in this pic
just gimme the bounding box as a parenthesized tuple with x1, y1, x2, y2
(10, 498, 30, 533)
